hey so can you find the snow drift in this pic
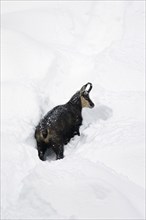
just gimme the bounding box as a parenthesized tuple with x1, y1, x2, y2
(1, 1, 145, 219)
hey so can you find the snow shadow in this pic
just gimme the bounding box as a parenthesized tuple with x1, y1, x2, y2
(83, 104, 113, 124)
(95, 105, 113, 121)
(44, 148, 56, 162)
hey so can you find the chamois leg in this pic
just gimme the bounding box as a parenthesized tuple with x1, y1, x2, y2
(52, 144, 64, 160)
(37, 141, 47, 161)
(74, 130, 80, 136)
(74, 126, 80, 136)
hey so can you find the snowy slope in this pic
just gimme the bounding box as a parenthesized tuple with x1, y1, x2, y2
(1, 1, 145, 219)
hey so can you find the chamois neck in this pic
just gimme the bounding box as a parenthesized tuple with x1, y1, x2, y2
(68, 91, 82, 111)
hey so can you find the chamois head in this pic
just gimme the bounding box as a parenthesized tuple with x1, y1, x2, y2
(80, 83, 95, 108)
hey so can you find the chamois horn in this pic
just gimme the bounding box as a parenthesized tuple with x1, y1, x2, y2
(86, 82, 92, 93)
(80, 82, 93, 93)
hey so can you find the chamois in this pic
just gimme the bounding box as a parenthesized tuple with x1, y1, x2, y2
(35, 83, 94, 161)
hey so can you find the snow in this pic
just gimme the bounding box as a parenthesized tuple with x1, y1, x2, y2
(1, 1, 145, 219)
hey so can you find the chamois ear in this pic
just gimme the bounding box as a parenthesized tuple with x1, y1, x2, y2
(80, 82, 93, 94)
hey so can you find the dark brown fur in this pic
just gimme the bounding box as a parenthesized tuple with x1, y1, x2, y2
(35, 83, 94, 161)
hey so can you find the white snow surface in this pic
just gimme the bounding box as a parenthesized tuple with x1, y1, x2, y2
(1, 1, 145, 219)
